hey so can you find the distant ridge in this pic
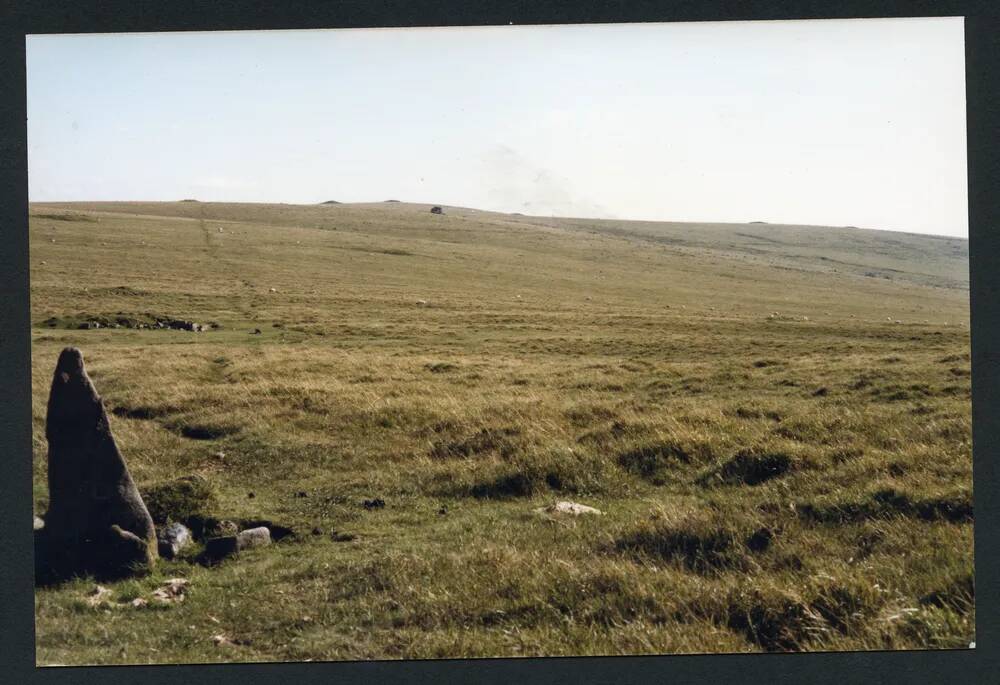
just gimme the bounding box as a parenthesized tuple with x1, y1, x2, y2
(320, 200, 341, 205)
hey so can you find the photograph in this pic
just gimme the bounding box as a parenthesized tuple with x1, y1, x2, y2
(26, 17, 973, 665)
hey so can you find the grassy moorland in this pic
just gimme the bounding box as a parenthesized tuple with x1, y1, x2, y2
(29, 201, 972, 664)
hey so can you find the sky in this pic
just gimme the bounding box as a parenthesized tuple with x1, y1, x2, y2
(26, 18, 968, 237)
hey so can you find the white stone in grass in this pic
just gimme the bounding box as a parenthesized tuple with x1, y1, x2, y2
(534, 501, 602, 516)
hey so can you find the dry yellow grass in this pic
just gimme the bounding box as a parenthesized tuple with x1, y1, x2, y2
(30, 201, 971, 664)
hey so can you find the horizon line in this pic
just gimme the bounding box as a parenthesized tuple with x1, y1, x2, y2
(27, 198, 967, 241)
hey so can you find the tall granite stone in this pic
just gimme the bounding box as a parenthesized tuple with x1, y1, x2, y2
(35, 347, 157, 583)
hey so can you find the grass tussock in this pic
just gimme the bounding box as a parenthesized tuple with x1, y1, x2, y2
(797, 487, 973, 524)
(614, 512, 772, 574)
(141, 475, 218, 526)
(617, 442, 695, 485)
(699, 449, 794, 487)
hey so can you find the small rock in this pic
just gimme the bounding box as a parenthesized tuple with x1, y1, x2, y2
(330, 531, 356, 542)
(438, 506, 448, 516)
(212, 633, 236, 647)
(295, 490, 308, 498)
(34, 515, 45, 531)
(311, 526, 323, 536)
(157, 522, 193, 560)
(362, 498, 385, 510)
(131, 597, 149, 608)
(203, 536, 239, 562)
(534, 501, 602, 516)
(251, 329, 262, 335)
(269, 288, 277, 293)
(236, 526, 271, 550)
(247, 491, 255, 499)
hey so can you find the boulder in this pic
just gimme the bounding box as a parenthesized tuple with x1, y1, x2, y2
(236, 526, 271, 550)
(200, 526, 271, 563)
(202, 536, 239, 562)
(35, 347, 158, 583)
(157, 522, 193, 559)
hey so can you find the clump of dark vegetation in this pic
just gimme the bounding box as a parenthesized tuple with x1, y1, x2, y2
(112, 404, 173, 421)
(699, 450, 793, 487)
(797, 488, 973, 524)
(617, 442, 692, 485)
(575, 419, 643, 445)
(614, 514, 775, 574)
(32, 212, 97, 222)
(564, 405, 617, 427)
(452, 452, 612, 499)
(430, 427, 522, 459)
(724, 580, 883, 651)
(725, 590, 811, 651)
(731, 406, 782, 421)
(919, 572, 974, 612)
(471, 472, 536, 499)
(141, 475, 218, 528)
(170, 422, 240, 441)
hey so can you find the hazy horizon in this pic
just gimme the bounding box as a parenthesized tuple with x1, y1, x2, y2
(27, 18, 968, 237)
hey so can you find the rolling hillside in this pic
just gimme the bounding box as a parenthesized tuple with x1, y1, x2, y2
(29, 201, 972, 664)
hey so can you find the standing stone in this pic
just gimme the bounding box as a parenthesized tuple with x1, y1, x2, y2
(36, 347, 157, 582)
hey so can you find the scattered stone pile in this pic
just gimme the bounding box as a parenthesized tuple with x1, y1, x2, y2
(42, 313, 212, 332)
